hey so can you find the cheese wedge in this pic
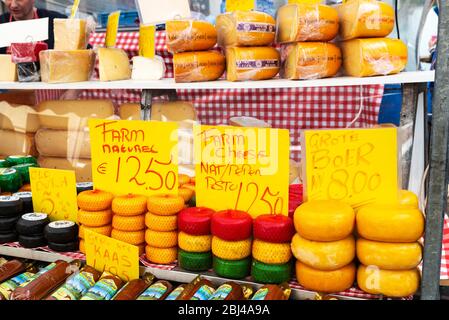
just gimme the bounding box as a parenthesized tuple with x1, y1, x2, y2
(0, 101, 40, 133)
(0, 55, 17, 82)
(0, 130, 37, 156)
(173, 51, 225, 83)
(54, 18, 89, 50)
(151, 101, 197, 123)
(98, 47, 132, 81)
(35, 129, 91, 159)
(119, 103, 141, 121)
(131, 56, 166, 80)
(38, 156, 92, 182)
(166, 20, 217, 53)
(39, 50, 95, 83)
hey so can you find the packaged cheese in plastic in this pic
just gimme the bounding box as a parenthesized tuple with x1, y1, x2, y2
(281, 42, 342, 80)
(226, 47, 280, 82)
(173, 50, 225, 83)
(276, 3, 339, 43)
(54, 18, 95, 50)
(0, 54, 17, 81)
(35, 129, 91, 159)
(341, 38, 407, 77)
(39, 50, 95, 83)
(38, 157, 92, 182)
(0, 101, 40, 133)
(0, 130, 37, 156)
(166, 20, 217, 53)
(216, 11, 276, 48)
(337, 0, 395, 40)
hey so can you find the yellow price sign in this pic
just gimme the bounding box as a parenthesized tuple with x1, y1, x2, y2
(288, 0, 323, 4)
(105, 11, 121, 47)
(89, 119, 179, 196)
(84, 229, 139, 281)
(194, 125, 290, 218)
(226, 0, 255, 12)
(139, 24, 155, 59)
(29, 168, 78, 222)
(301, 127, 398, 208)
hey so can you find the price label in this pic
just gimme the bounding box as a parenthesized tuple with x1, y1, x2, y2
(29, 168, 78, 222)
(89, 119, 179, 196)
(194, 125, 290, 218)
(302, 128, 398, 208)
(226, 0, 255, 12)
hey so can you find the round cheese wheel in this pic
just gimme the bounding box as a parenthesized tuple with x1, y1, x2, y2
(78, 224, 112, 239)
(211, 210, 252, 241)
(291, 233, 355, 271)
(178, 187, 194, 203)
(251, 260, 292, 284)
(77, 190, 113, 211)
(173, 51, 225, 83)
(147, 194, 185, 216)
(252, 239, 292, 265)
(178, 174, 191, 186)
(145, 229, 178, 248)
(357, 264, 420, 297)
(294, 200, 355, 241)
(111, 229, 145, 245)
(112, 194, 147, 216)
(145, 246, 177, 265)
(166, 20, 217, 53)
(211, 236, 252, 261)
(398, 190, 419, 208)
(78, 209, 112, 227)
(213, 256, 251, 279)
(178, 231, 212, 253)
(145, 212, 177, 232)
(178, 207, 215, 235)
(178, 250, 212, 272)
(253, 214, 294, 243)
(112, 214, 145, 232)
(356, 204, 425, 242)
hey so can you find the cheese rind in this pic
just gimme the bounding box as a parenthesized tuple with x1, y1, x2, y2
(0, 130, 37, 156)
(0, 55, 17, 82)
(166, 20, 217, 53)
(0, 101, 40, 133)
(54, 18, 89, 50)
(39, 50, 95, 83)
(131, 56, 166, 80)
(35, 129, 91, 159)
(173, 51, 225, 83)
(98, 48, 132, 81)
(38, 156, 92, 182)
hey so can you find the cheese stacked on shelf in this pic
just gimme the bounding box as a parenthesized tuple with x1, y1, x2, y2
(0, 55, 17, 81)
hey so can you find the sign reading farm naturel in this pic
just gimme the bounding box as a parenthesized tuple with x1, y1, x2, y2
(302, 128, 398, 208)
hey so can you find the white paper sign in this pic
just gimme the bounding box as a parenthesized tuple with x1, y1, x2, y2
(135, 0, 191, 25)
(0, 18, 49, 48)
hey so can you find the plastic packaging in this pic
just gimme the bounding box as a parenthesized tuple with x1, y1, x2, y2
(10, 42, 48, 83)
(137, 280, 173, 300)
(209, 282, 253, 300)
(0, 271, 36, 300)
(250, 283, 291, 300)
(0, 260, 26, 283)
(166, 20, 217, 53)
(39, 50, 95, 83)
(113, 273, 154, 300)
(80, 271, 124, 300)
(173, 50, 225, 83)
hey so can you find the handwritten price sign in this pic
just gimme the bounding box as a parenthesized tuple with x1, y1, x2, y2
(226, 0, 255, 12)
(194, 125, 290, 218)
(29, 168, 78, 222)
(302, 128, 398, 208)
(89, 119, 179, 196)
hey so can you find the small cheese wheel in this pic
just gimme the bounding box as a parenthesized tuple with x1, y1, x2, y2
(112, 214, 145, 232)
(178, 207, 215, 235)
(166, 20, 217, 53)
(111, 229, 145, 245)
(79, 224, 112, 239)
(178, 250, 212, 272)
(145, 229, 178, 248)
(78, 209, 112, 227)
(356, 238, 422, 270)
(178, 232, 212, 253)
(251, 260, 292, 284)
(145, 246, 177, 265)
(147, 194, 185, 216)
(296, 261, 356, 293)
(357, 265, 420, 297)
(79, 239, 85, 254)
(226, 47, 280, 82)
(252, 239, 292, 265)
(173, 51, 225, 83)
(212, 236, 252, 261)
(213, 256, 251, 280)
(291, 233, 355, 271)
(211, 210, 252, 241)
(112, 194, 147, 216)
(398, 190, 419, 208)
(294, 200, 355, 241)
(77, 190, 113, 211)
(179, 188, 194, 203)
(145, 212, 177, 231)
(253, 214, 294, 243)
(356, 204, 425, 242)
(178, 174, 191, 186)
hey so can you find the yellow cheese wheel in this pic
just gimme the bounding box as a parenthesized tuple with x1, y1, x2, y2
(78, 209, 112, 227)
(145, 212, 178, 232)
(79, 224, 112, 239)
(98, 47, 131, 81)
(252, 239, 292, 265)
(112, 214, 145, 232)
(216, 11, 275, 48)
(179, 187, 194, 203)
(145, 229, 178, 248)
(147, 194, 185, 216)
(398, 190, 419, 208)
(40, 50, 95, 83)
(226, 47, 280, 82)
(77, 190, 114, 211)
(178, 232, 212, 253)
(166, 20, 217, 53)
(291, 234, 355, 271)
(357, 265, 420, 297)
(337, 0, 395, 40)
(281, 42, 341, 80)
(294, 200, 355, 241)
(112, 194, 148, 216)
(145, 246, 177, 265)
(296, 261, 356, 293)
(174, 51, 225, 83)
(212, 236, 252, 260)
(356, 204, 425, 242)
(341, 38, 408, 77)
(277, 3, 339, 43)
(111, 229, 145, 245)
(79, 239, 85, 254)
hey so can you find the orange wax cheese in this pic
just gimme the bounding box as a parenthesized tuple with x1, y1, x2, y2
(166, 20, 217, 53)
(173, 51, 225, 83)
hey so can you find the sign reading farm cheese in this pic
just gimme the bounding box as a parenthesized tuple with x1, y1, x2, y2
(226, 0, 255, 12)
(194, 125, 290, 217)
(89, 119, 179, 196)
(84, 229, 139, 281)
(29, 168, 78, 222)
(302, 128, 398, 208)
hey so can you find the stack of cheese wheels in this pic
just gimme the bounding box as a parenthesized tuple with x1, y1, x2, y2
(178, 174, 195, 208)
(177, 207, 215, 271)
(277, 3, 341, 80)
(111, 194, 147, 256)
(356, 190, 424, 297)
(211, 210, 253, 279)
(145, 194, 185, 264)
(251, 215, 295, 284)
(292, 200, 356, 293)
(167, 20, 225, 83)
(77, 190, 114, 254)
(337, 0, 407, 77)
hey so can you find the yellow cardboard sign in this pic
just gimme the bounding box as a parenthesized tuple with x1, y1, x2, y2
(302, 128, 398, 208)
(105, 11, 121, 47)
(288, 0, 323, 4)
(226, 0, 255, 12)
(84, 229, 139, 281)
(194, 125, 290, 218)
(29, 168, 78, 222)
(139, 24, 155, 59)
(89, 119, 179, 196)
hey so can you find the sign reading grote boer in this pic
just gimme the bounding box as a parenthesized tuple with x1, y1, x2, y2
(194, 125, 290, 218)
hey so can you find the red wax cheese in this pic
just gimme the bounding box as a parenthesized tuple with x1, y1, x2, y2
(253, 214, 295, 243)
(211, 210, 252, 241)
(178, 207, 215, 236)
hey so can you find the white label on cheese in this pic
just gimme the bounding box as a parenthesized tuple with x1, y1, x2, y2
(0, 196, 20, 202)
(22, 213, 48, 221)
(0, 168, 16, 176)
(0, 18, 49, 48)
(49, 221, 75, 229)
(13, 192, 32, 199)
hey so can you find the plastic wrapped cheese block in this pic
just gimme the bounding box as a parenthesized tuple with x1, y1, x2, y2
(35, 129, 91, 159)
(54, 19, 89, 50)
(341, 38, 407, 77)
(277, 3, 339, 43)
(0, 101, 40, 133)
(119, 103, 141, 120)
(0, 130, 37, 156)
(0, 54, 18, 81)
(131, 56, 165, 80)
(216, 11, 276, 48)
(98, 48, 132, 81)
(39, 50, 95, 83)
(337, 0, 395, 40)
(281, 42, 342, 80)
(166, 20, 217, 53)
(226, 47, 280, 82)
(38, 157, 92, 182)
(173, 51, 225, 83)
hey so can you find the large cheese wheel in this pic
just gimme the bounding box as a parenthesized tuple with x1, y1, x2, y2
(291, 233, 355, 271)
(0, 54, 17, 81)
(226, 47, 280, 82)
(0, 101, 39, 133)
(281, 42, 341, 80)
(166, 20, 217, 53)
(356, 204, 424, 242)
(173, 51, 225, 83)
(216, 11, 275, 48)
(40, 50, 95, 83)
(357, 265, 420, 297)
(276, 3, 339, 43)
(0, 130, 36, 156)
(54, 18, 89, 50)
(337, 0, 395, 40)
(98, 48, 132, 81)
(294, 200, 355, 241)
(211, 210, 253, 241)
(35, 129, 91, 159)
(341, 38, 408, 77)
(38, 156, 92, 182)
